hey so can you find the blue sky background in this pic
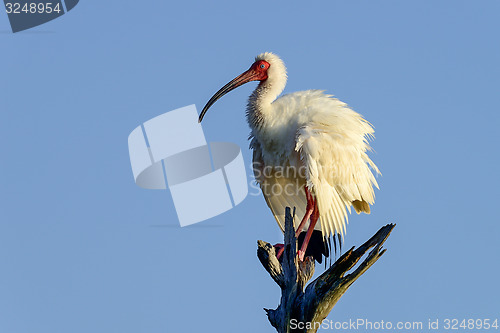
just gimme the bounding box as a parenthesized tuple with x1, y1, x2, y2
(1, 1, 499, 332)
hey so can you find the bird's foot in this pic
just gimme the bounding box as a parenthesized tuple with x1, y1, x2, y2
(275, 244, 308, 261)
(274, 243, 284, 260)
(298, 249, 305, 261)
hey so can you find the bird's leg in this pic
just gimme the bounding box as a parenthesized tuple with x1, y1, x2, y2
(298, 201, 319, 261)
(275, 244, 285, 260)
(276, 186, 314, 260)
(273, 243, 284, 253)
(294, 186, 314, 238)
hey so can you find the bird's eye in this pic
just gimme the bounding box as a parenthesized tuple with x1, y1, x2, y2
(260, 64, 266, 69)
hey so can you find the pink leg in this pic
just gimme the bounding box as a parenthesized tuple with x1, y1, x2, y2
(277, 186, 314, 260)
(298, 201, 319, 261)
(294, 186, 314, 238)
(276, 244, 285, 260)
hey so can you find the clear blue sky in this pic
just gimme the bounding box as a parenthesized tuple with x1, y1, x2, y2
(1, 1, 499, 332)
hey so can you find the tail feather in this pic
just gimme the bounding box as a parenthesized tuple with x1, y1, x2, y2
(298, 230, 328, 264)
(297, 231, 344, 265)
(352, 200, 370, 214)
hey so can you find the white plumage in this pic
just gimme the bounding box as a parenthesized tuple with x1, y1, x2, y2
(200, 52, 379, 260)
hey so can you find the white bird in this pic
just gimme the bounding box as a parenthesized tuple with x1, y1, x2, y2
(199, 52, 379, 263)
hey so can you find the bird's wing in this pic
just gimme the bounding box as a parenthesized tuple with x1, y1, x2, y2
(294, 91, 380, 238)
(252, 145, 307, 233)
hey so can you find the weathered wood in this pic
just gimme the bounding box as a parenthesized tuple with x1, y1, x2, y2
(258, 207, 395, 333)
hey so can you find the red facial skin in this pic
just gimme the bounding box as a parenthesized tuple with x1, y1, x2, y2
(249, 60, 270, 81)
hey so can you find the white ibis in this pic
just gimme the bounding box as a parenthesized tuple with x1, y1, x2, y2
(199, 52, 379, 263)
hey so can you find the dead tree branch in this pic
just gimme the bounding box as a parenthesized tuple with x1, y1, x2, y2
(257, 207, 395, 333)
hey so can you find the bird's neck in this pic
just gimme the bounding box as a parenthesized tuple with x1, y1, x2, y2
(246, 79, 284, 130)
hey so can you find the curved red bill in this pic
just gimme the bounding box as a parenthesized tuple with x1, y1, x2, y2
(198, 68, 261, 123)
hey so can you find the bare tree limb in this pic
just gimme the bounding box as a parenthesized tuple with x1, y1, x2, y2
(258, 207, 395, 333)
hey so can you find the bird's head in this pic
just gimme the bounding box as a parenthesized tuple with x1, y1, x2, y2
(198, 52, 287, 122)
